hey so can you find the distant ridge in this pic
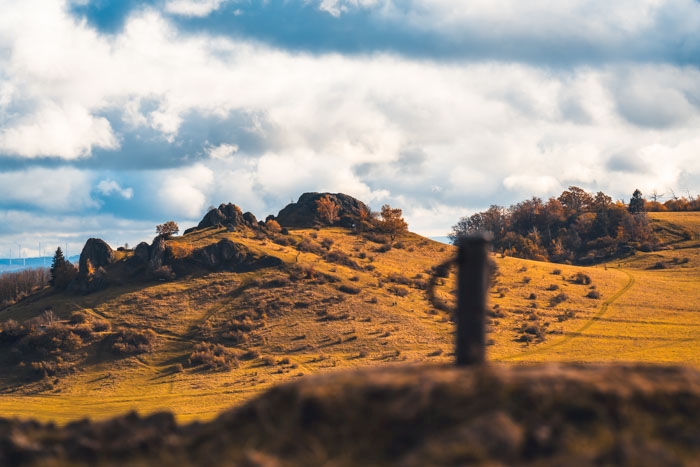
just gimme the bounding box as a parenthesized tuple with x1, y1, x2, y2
(0, 255, 79, 274)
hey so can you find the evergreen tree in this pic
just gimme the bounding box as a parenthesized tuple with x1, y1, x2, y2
(50, 247, 77, 289)
(629, 189, 646, 214)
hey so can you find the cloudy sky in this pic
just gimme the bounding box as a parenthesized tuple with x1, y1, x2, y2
(1, 0, 700, 258)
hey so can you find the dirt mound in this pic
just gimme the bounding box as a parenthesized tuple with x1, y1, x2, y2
(3, 363, 700, 466)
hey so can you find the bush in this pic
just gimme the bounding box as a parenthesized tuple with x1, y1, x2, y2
(375, 244, 392, 253)
(188, 342, 238, 371)
(387, 273, 411, 285)
(586, 290, 601, 299)
(338, 285, 361, 295)
(550, 293, 569, 306)
(387, 285, 409, 297)
(573, 273, 592, 285)
(111, 328, 157, 355)
(324, 251, 361, 270)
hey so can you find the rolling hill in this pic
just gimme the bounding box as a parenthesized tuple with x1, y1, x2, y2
(0, 198, 697, 425)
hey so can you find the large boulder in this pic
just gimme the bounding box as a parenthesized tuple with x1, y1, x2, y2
(185, 203, 259, 234)
(275, 193, 370, 228)
(73, 238, 115, 293)
(77, 238, 115, 278)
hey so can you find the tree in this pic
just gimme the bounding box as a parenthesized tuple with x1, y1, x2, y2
(156, 221, 179, 237)
(378, 204, 408, 240)
(558, 186, 593, 214)
(628, 189, 646, 214)
(50, 247, 77, 289)
(315, 196, 340, 225)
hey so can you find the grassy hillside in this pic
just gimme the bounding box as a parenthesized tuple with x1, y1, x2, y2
(0, 212, 697, 424)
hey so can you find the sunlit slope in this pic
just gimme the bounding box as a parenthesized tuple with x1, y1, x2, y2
(499, 211, 700, 363)
(0, 213, 697, 424)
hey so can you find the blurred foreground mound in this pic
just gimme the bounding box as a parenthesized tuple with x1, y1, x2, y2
(3, 363, 700, 466)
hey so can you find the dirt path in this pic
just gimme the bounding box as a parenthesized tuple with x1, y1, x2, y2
(498, 269, 636, 360)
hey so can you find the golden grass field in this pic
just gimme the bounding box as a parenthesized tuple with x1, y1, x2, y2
(0, 212, 697, 425)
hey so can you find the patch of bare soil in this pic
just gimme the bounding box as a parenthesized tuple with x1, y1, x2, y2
(3, 363, 700, 466)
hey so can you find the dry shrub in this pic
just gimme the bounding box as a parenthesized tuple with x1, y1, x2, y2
(547, 284, 560, 291)
(375, 244, 392, 253)
(339, 285, 361, 295)
(188, 342, 238, 371)
(586, 290, 601, 299)
(297, 238, 324, 255)
(387, 273, 411, 285)
(572, 273, 592, 285)
(324, 251, 361, 270)
(111, 328, 157, 355)
(387, 285, 409, 297)
(550, 293, 569, 306)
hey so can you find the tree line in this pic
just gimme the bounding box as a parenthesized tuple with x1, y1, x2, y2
(450, 187, 664, 264)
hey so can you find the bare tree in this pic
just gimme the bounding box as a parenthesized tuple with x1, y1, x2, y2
(315, 196, 340, 225)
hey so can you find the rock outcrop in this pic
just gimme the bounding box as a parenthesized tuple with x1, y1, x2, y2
(71, 238, 116, 293)
(275, 192, 369, 228)
(184, 203, 259, 234)
(195, 239, 282, 272)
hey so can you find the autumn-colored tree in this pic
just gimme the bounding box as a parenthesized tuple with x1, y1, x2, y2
(355, 205, 374, 232)
(315, 196, 340, 225)
(558, 186, 593, 214)
(156, 221, 179, 237)
(378, 204, 408, 241)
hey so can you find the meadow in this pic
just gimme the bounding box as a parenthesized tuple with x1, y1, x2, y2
(0, 212, 696, 424)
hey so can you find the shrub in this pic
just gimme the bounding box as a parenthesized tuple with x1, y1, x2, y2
(551, 269, 562, 275)
(320, 238, 334, 250)
(69, 312, 89, 325)
(387, 273, 411, 285)
(547, 284, 560, 291)
(573, 272, 592, 285)
(387, 285, 409, 297)
(550, 293, 569, 306)
(375, 244, 392, 253)
(587, 290, 601, 299)
(111, 328, 157, 355)
(338, 285, 361, 295)
(324, 251, 361, 270)
(189, 342, 238, 371)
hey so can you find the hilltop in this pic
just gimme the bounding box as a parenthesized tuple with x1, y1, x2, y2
(0, 194, 697, 424)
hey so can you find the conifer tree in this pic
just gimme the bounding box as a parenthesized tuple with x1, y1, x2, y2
(50, 247, 77, 289)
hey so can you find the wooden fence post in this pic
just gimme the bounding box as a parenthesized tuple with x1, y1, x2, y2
(455, 233, 491, 366)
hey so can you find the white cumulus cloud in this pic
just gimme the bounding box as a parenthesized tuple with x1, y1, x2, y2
(164, 0, 227, 17)
(97, 179, 134, 199)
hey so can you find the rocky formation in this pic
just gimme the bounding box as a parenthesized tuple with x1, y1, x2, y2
(195, 239, 282, 272)
(126, 237, 281, 280)
(71, 238, 116, 293)
(184, 203, 259, 234)
(275, 192, 370, 228)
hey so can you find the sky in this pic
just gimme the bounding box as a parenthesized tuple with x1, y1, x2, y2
(1, 0, 700, 258)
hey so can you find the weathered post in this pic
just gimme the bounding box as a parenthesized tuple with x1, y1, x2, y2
(455, 233, 492, 366)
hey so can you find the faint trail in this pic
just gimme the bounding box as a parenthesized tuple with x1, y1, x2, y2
(498, 269, 635, 361)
